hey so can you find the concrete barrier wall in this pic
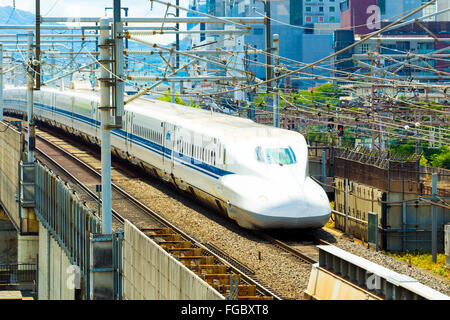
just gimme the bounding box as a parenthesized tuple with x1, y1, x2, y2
(123, 221, 224, 300)
(421, 165, 450, 184)
(0, 121, 24, 231)
(334, 177, 383, 241)
(385, 191, 450, 252)
(38, 221, 75, 300)
(334, 177, 450, 252)
(0, 209, 17, 264)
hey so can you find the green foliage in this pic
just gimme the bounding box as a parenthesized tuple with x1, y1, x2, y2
(156, 90, 187, 106)
(188, 98, 201, 109)
(390, 141, 450, 169)
(385, 251, 449, 280)
(295, 83, 341, 106)
(253, 83, 341, 109)
(420, 155, 428, 166)
(430, 146, 450, 169)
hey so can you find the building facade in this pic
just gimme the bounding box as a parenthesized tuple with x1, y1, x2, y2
(303, 0, 341, 25)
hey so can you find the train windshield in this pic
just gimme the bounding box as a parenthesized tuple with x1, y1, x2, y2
(255, 146, 296, 165)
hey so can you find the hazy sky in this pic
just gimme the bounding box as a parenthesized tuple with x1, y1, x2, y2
(0, 0, 191, 43)
(0, 0, 189, 18)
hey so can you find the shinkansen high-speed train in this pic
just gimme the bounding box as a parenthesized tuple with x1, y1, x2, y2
(3, 87, 331, 230)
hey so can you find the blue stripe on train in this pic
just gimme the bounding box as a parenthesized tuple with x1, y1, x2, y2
(4, 98, 233, 179)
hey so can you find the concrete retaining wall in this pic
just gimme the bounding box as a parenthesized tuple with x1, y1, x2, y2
(0, 210, 17, 264)
(123, 221, 224, 300)
(0, 121, 23, 231)
(38, 221, 75, 300)
(334, 177, 383, 241)
(17, 234, 38, 265)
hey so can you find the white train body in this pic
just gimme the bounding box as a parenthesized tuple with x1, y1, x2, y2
(4, 87, 331, 229)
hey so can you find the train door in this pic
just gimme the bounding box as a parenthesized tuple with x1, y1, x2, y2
(91, 101, 96, 136)
(124, 111, 132, 152)
(52, 92, 57, 122)
(71, 96, 75, 129)
(162, 122, 175, 175)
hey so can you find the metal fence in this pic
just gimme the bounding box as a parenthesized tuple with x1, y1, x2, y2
(34, 160, 102, 298)
(0, 264, 36, 285)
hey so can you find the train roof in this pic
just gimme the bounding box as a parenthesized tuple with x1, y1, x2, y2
(8, 86, 302, 144)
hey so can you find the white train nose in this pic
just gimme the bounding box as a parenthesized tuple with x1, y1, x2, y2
(225, 176, 331, 229)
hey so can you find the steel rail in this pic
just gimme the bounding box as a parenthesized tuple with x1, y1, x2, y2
(255, 231, 331, 265)
(34, 137, 125, 224)
(32, 127, 281, 300)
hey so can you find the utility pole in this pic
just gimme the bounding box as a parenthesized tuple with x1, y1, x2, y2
(27, 31, 35, 162)
(99, 18, 112, 234)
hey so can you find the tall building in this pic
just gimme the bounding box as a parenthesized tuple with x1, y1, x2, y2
(422, 0, 450, 21)
(303, 0, 341, 25)
(381, 0, 423, 21)
(340, 0, 449, 35)
(184, 1, 347, 89)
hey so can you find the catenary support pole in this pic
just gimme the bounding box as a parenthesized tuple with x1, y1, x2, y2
(0, 44, 3, 121)
(322, 150, 326, 187)
(171, 43, 176, 103)
(432, 173, 437, 263)
(113, 0, 124, 127)
(99, 18, 112, 234)
(273, 34, 279, 128)
(27, 31, 35, 162)
(265, 0, 271, 92)
(35, 0, 41, 90)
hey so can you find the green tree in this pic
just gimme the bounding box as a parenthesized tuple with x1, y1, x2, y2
(430, 146, 450, 169)
(156, 89, 187, 106)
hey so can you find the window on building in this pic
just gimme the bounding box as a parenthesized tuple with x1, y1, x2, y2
(305, 16, 312, 23)
(329, 6, 335, 12)
(340, 0, 349, 12)
(319, 6, 324, 12)
(329, 16, 335, 22)
(378, 0, 386, 15)
(200, 23, 205, 42)
(360, 44, 369, 54)
(319, 16, 324, 22)
(306, 6, 311, 12)
(290, 0, 303, 25)
(417, 42, 435, 51)
(253, 28, 263, 35)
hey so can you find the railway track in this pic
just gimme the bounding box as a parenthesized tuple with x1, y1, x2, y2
(9, 116, 341, 299)
(257, 232, 331, 265)
(30, 125, 281, 300)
